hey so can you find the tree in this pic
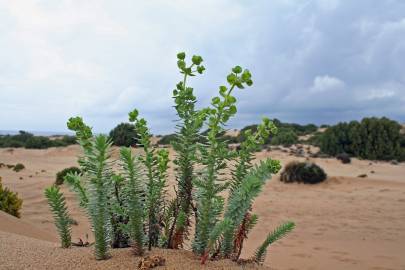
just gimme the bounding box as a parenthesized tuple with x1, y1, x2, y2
(320, 117, 403, 161)
(109, 123, 138, 147)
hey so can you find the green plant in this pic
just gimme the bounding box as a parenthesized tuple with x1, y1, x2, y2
(55, 167, 81, 185)
(109, 123, 138, 147)
(67, 117, 113, 260)
(280, 161, 327, 184)
(59, 52, 294, 264)
(219, 158, 281, 259)
(336, 153, 351, 164)
(0, 177, 23, 218)
(44, 185, 72, 248)
(13, 163, 25, 172)
(320, 117, 403, 161)
(254, 221, 295, 263)
(164, 53, 208, 249)
(270, 129, 298, 146)
(157, 133, 177, 145)
(120, 147, 144, 254)
(0, 131, 76, 149)
(192, 63, 254, 255)
(218, 119, 279, 260)
(129, 110, 169, 250)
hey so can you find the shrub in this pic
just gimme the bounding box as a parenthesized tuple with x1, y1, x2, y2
(25, 136, 52, 149)
(238, 121, 316, 144)
(280, 161, 327, 184)
(57, 52, 293, 263)
(0, 131, 76, 149)
(304, 131, 323, 146)
(320, 117, 403, 161)
(55, 167, 81, 185)
(0, 177, 23, 218)
(157, 133, 177, 145)
(336, 153, 351, 164)
(13, 163, 25, 172)
(61, 135, 77, 145)
(270, 129, 298, 146)
(109, 123, 138, 147)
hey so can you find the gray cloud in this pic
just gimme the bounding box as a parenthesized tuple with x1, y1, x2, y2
(0, 0, 404, 134)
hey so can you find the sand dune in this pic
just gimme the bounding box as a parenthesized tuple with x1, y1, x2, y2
(1, 145, 405, 269)
(0, 211, 56, 242)
(0, 230, 267, 270)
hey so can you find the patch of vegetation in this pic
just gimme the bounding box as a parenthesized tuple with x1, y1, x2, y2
(46, 52, 294, 263)
(55, 167, 81, 185)
(13, 163, 25, 172)
(270, 129, 298, 146)
(336, 153, 351, 164)
(0, 131, 76, 149)
(301, 131, 323, 146)
(109, 123, 138, 147)
(280, 161, 327, 184)
(320, 117, 404, 161)
(238, 120, 313, 147)
(44, 185, 72, 248)
(0, 177, 23, 218)
(157, 133, 177, 145)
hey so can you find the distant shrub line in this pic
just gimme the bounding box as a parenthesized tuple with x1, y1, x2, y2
(158, 119, 314, 147)
(158, 117, 405, 163)
(314, 117, 405, 161)
(0, 131, 76, 149)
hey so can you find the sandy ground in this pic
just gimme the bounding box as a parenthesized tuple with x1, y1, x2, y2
(0, 229, 267, 270)
(1, 144, 405, 270)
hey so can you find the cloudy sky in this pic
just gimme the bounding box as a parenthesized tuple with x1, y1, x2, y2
(1, 0, 404, 134)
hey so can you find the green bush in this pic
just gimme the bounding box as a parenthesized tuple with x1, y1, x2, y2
(26, 136, 52, 149)
(280, 161, 327, 184)
(238, 121, 316, 144)
(55, 167, 81, 185)
(320, 117, 403, 161)
(157, 133, 177, 145)
(304, 131, 323, 146)
(109, 123, 138, 147)
(13, 163, 25, 172)
(0, 177, 23, 218)
(270, 129, 298, 146)
(0, 131, 76, 149)
(336, 153, 351, 164)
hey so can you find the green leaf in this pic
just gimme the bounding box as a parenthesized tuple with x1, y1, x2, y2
(177, 60, 186, 69)
(192, 55, 203, 65)
(227, 74, 237, 84)
(212, 97, 220, 105)
(254, 221, 295, 263)
(232, 66, 242, 74)
(229, 105, 237, 115)
(128, 109, 139, 122)
(177, 52, 186, 60)
(197, 65, 205, 74)
(241, 69, 251, 81)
